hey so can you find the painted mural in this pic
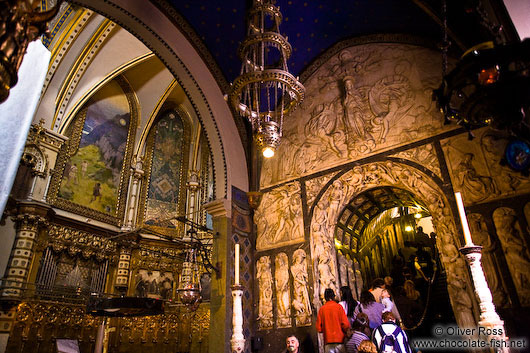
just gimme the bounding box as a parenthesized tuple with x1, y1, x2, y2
(144, 111, 185, 228)
(58, 80, 130, 215)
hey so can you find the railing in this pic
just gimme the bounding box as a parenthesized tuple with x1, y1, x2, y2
(0, 278, 109, 305)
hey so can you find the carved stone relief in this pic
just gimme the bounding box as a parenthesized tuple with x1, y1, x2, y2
(309, 160, 477, 328)
(338, 252, 349, 288)
(256, 256, 274, 330)
(261, 43, 451, 187)
(442, 128, 530, 204)
(492, 207, 530, 306)
(255, 182, 304, 251)
(290, 249, 312, 327)
(275, 253, 291, 328)
(305, 172, 337, 208)
(467, 213, 509, 307)
(390, 144, 441, 179)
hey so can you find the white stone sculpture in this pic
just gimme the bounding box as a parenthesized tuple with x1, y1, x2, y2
(256, 256, 274, 329)
(492, 207, 530, 306)
(275, 253, 291, 328)
(291, 249, 312, 326)
(468, 213, 508, 307)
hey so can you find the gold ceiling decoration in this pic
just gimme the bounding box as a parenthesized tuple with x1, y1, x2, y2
(229, 0, 305, 158)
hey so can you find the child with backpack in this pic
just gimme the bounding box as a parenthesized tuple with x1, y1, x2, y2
(372, 312, 412, 353)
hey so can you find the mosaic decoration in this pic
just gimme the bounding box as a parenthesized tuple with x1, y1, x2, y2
(144, 111, 185, 228)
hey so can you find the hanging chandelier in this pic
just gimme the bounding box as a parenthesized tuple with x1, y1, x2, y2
(229, 0, 305, 158)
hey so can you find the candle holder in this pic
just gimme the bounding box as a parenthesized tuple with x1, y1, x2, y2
(231, 284, 245, 353)
(459, 244, 509, 353)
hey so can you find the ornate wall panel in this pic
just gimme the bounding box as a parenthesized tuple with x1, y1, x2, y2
(261, 42, 452, 188)
(5, 301, 209, 353)
(441, 128, 530, 205)
(255, 182, 304, 251)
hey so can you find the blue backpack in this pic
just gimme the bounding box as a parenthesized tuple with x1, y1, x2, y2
(375, 324, 411, 353)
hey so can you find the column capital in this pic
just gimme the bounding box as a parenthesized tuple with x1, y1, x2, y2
(12, 200, 54, 230)
(203, 198, 231, 218)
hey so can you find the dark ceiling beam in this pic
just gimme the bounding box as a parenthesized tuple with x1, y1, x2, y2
(410, 0, 467, 51)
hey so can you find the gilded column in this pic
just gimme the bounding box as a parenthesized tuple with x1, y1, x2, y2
(186, 170, 201, 235)
(123, 159, 144, 230)
(114, 246, 132, 295)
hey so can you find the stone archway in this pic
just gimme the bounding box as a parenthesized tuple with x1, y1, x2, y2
(309, 160, 479, 329)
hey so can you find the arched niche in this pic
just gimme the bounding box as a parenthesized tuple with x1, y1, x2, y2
(68, 0, 249, 199)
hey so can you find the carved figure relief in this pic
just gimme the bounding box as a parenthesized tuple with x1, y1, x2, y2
(256, 256, 274, 330)
(391, 144, 441, 179)
(338, 252, 349, 288)
(255, 183, 304, 251)
(305, 173, 336, 208)
(467, 213, 508, 307)
(492, 207, 530, 306)
(275, 253, 291, 328)
(446, 270, 477, 329)
(290, 249, 312, 326)
(261, 43, 448, 187)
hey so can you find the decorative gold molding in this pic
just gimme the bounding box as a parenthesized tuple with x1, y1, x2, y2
(53, 19, 116, 129)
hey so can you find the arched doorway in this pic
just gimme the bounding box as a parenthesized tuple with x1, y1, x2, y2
(309, 160, 479, 333)
(334, 186, 450, 332)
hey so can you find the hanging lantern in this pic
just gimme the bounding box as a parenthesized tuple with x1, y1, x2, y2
(229, 0, 305, 158)
(176, 248, 201, 311)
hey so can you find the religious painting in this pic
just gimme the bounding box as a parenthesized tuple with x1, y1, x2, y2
(134, 269, 175, 300)
(138, 107, 190, 236)
(50, 76, 137, 225)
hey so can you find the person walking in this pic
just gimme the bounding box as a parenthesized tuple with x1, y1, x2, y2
(317, 288, 351, 353)
(372, 312, 412, 353)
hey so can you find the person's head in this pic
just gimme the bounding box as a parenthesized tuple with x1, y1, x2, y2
(358, 340, 377, 353)
(324, 288, 336, 302)
(340, 286, 353, 302)
(417, 226, 423, 232)
(404, 280, 415, 290)
(359, 290, 375, 306)
(382, 311, 396, 323)
(371, 278, 385, 289)
(381, 288, 390, 299)
(384, 276, 393, 287)
(285, 335, 299, 352)
(352, 312, 370, 331)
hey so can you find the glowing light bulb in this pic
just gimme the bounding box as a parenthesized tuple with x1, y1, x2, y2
(405, 225, 413, 232)
(414, 213, 422, 219)
(262, 147, 275, 158)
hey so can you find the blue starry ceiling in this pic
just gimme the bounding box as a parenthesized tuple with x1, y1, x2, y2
(167, 0, 501, 84)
